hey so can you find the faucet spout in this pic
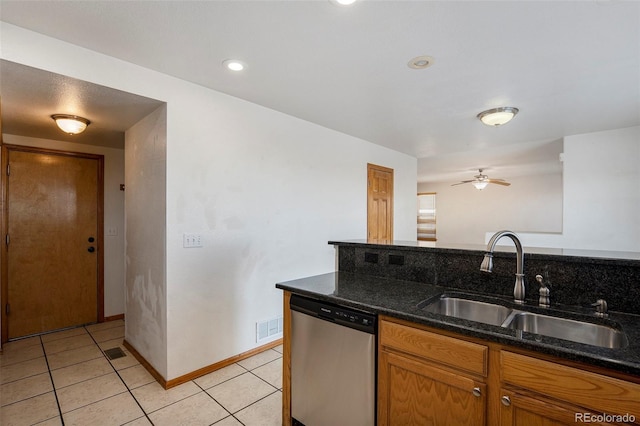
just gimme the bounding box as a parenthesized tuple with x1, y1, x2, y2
(481, 230, 526, 304)
(480, 253, 493, 273)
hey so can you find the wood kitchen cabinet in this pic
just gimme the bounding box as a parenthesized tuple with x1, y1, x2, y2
(378, 318, 488, 425)
(378, 316, 640, 426)
(499, 388, 616, 426)
(500, 351, 640, 425)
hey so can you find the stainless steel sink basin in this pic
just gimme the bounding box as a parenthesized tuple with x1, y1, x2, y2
(503, 311, 629, 349)
(420, 296, 513, 326)
(420, 294, 628, 349)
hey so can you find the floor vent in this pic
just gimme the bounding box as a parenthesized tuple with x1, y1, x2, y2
(256, 316, 283, 343)
(104, 347, 126, 360)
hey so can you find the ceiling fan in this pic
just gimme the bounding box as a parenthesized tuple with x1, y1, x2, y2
(451, 169, 511, 190)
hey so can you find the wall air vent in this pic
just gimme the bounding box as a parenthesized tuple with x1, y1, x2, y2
(256, 316, 283, 343)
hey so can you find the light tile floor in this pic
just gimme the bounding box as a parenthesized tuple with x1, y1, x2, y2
(0, 320, 283, 426)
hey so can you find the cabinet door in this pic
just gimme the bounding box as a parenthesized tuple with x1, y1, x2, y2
(501, 351, 640, 421)
(379, 350, 486, 426)
(499, 388, 618, 426)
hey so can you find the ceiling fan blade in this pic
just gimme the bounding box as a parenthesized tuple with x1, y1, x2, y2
(451, 180, 474, 186)
(487, 179, 511, 186)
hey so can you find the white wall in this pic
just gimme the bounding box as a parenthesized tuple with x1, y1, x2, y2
(562, 126, 640, 251)
(419, 126, 640, 253)
(1, 23, 417, 380)
(125, 106, 168, 377)
(418, 173, 563, 245)
(165, 91, 416, 378)
(1, 134, 125, 317)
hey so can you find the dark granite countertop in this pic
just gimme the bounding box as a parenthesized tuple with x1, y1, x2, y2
(329, 239, 640, 264)
(276, 271, 640, 377)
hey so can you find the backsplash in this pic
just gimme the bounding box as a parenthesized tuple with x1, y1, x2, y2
(332, 241, 640, 316)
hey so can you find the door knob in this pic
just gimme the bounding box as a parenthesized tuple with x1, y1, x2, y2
(88, 246, 95, 253)
(501, 396, 511, 406)
(472, 387, 481, 397)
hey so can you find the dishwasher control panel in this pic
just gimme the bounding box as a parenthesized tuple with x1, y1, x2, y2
(321, 306, 373, 327)
(291, 294, 377, 334)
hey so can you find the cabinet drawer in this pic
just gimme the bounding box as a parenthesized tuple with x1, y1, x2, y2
(380, 320, 488, 376)
(501, 351, 640, 419)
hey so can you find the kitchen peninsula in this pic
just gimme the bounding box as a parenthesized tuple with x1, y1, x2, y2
(277, 240, 640, 425)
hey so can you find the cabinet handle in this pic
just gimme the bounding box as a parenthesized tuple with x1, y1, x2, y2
(472, 387, 481, 397)
(501, 395, 511, 406)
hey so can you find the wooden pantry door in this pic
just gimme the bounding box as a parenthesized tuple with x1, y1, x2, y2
(367, 163, 394, 242)
(3, 146, 104, 340)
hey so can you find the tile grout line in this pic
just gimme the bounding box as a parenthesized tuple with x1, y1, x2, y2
(225, 354, 283, 423)
(0, 359, 46, 386)
(4, 329, 282, 426)
(245, 356, 283, 390)
(83, 324, 156, 426)
(48, 329, 132, 423)
(39, 335, 66, 426)
(193, 358, 280, 425)
(192, 378, 243, 426)
(229, 388, 281, 420)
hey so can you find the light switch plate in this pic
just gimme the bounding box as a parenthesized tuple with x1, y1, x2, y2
(183, 233, 203, 248)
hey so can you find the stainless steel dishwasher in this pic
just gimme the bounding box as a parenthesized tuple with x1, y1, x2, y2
(290, 294, 376, 426)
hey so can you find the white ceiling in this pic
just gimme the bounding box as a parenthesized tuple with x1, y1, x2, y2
(0, 0, 638, 181)
(0, 60, 164, 149)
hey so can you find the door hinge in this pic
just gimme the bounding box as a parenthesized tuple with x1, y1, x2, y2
(5, 304, 9, 315)
(5, 234, 9, 247)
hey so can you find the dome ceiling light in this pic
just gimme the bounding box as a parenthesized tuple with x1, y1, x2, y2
(51, 114, 90, 135)
(477, 107, 519, 126)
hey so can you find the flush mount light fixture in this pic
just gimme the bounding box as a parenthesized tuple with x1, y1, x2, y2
(330, 0, 357, 5)
(51, 114, 90, 135)
(222, 59, 246, 71)
(477, 107, 519, 127)
(408, 55, 435, 70)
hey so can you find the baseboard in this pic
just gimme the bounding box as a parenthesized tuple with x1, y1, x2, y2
(124, 338, 283, 390)
(104, 314, 124, 322)
(123, 339, 167, 388)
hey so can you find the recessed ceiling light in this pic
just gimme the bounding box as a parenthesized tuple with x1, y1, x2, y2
(330, 0, 357, 5)
(408, 55, 434, 70)
(222, 59, 246, 72)
(477, 107, 519, 126)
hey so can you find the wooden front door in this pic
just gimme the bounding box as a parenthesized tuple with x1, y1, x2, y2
(367, 163, 394, 241)
(3, 146, 104, 340)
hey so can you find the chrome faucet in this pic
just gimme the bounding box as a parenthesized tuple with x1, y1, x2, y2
(480, 230, 526, 304)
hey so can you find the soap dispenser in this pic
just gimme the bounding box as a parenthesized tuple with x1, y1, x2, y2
(536, 274, 550, 307)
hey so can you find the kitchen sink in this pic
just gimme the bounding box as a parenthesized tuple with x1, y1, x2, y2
(503, 311, 629, 349)
(420, 295, 513, 326)
(420, 294, 629, 349)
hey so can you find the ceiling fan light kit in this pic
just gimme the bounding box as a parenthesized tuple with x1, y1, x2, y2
(472, 181, 489, 190)
(477, 107, 519, 127)
(452, 169, 511, 190)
